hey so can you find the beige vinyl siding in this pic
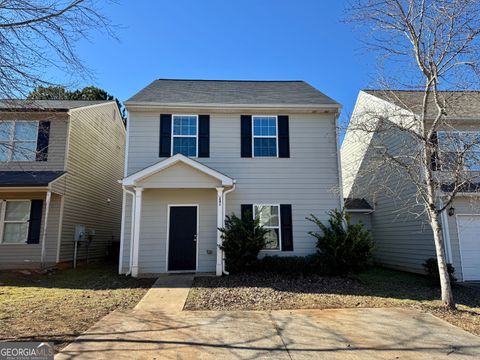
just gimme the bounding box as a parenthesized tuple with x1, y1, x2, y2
(0, 192, 61, 269)
(0, 112, 68, 171)
(59, 103, 125, 262)
(122, 110, 341, 272)
(140, 162, 222, 188)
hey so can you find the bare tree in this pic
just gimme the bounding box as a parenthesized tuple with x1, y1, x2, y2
(0, 0, 113, 99)
(345, 0, 480, 309)
(0, 1, 114, 163)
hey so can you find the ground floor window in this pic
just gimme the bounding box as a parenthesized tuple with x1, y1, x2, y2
(254, 204, 281, 250)
(0, 200, 31, 243)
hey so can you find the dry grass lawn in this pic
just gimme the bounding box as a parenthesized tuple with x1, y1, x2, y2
(185, 267, 480, 336)
(0, 264, 154, 350)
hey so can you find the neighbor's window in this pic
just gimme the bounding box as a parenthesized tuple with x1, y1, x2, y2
(0, 121, 38, 161)
(253, 116, 277, 157)
(0, 200, 31, 244)
(254, 204, 280, 250)
(172, 115, 197, 157)
(438, 131, 480, 171)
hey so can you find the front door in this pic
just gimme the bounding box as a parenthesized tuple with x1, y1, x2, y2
(168, 206, 197, 271)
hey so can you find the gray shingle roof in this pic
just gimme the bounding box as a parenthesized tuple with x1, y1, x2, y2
(0, 171, 65, 187)
(364, 90, 480, 118)
(126, 79, 340, 107)
(0, 100, 112, 111)
(344, 198, 373, 211)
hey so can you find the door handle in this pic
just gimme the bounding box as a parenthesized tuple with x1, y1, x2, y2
(193, 234, 197, 242)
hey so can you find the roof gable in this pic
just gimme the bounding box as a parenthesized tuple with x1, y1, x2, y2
(122, 154, 234, 187)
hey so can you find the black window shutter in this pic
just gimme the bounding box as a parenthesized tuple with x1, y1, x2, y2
(36, 121, 50, 161)
(280, 204, 293, 251)
(241, 204, 253, 220)
(27, 200, 43, 244)
(241, 115, 252, 158)
(430, 131, 439, 171)
(159, 114, 172, 157)
(198, 115, 210, 157)
(278, 115, 290, 158)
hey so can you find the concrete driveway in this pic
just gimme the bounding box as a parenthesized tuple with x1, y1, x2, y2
(57, 275, 480, 360)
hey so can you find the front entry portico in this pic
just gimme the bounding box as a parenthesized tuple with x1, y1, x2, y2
(120, 154, 235, 277)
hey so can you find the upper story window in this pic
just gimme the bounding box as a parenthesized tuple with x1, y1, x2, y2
(254, 204, 281, 250)
(0, 121, 38, 162)
(172, 115, 198, 157)
(438, 131, 480, 171)
(253, 116, 277, 157)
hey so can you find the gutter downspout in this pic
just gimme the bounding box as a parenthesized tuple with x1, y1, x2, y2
(221, 181, 236, 275)
(123, 186, 136, 276)
(334, 110, 344, 212)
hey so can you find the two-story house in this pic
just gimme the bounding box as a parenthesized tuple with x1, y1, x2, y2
(342, 90, 480, 282)
(120, 79, 342, 276)
(0, 99, 125, 269)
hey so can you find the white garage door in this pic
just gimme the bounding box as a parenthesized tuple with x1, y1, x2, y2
(457, 215, 480, 281)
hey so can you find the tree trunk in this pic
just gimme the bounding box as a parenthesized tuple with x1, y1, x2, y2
(429, 208, 455, 309)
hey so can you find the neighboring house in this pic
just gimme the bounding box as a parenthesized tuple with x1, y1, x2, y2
(0, 100, 125, 269)
(342, 90, 480, 282)
(120, 79, 342, 276)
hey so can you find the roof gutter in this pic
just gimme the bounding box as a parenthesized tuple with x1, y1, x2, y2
(125, 102, 341, 112)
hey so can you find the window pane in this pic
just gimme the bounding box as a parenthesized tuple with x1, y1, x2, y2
(255, 205, 279, 227)
(0, 144, 11, 161)
(173, 137, 196, 156)
(3, 223, 29, 243)
(0, 122, 13, 141)
(264, 229, 280, 250)
(254, 138, 277, 157)
(173, 116, 197, 135)
(14, 122, 37, 141)
(12, 141, 36, 161)
(253, 117, 276, 136)
(5, 201, 30, 221)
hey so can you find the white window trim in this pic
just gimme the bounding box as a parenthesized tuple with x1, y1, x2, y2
(252, 115, 279, 158)
(437, 130, 480, 172)
(171, 114, 198, 158)
(0, 121, 39, 162)
(253, 203, 281, 251)
(0, 200, 31, 245)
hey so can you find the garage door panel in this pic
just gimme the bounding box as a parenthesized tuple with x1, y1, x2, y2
(457, 215, 480, 281)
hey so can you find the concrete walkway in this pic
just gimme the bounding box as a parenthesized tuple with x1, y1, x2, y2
(57, 276, 480, 360)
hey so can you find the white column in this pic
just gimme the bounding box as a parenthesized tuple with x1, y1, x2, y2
(216, 187, 224, 276)
(132, 187, 143, 277)
(118, 189, 126, 274)
(40, 190, 51, 267)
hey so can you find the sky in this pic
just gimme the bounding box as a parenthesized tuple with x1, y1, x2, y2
(48, 0, 379, 129)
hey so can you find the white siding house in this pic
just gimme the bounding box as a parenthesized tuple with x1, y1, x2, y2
(342, 90, 480, 281)
(120, 79, 342, 276)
